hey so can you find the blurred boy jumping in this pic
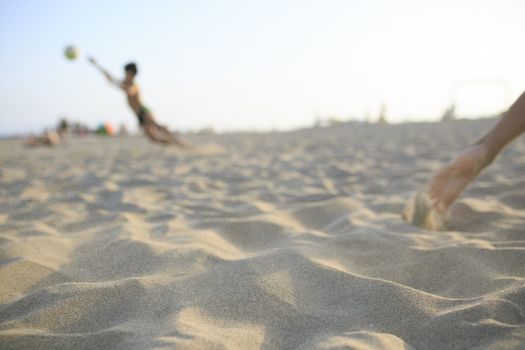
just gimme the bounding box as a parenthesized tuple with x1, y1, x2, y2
(88, 57, 188, 147)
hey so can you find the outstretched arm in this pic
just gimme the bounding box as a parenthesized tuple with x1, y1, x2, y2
(403, 90, 525, 229)
(88, 56, 121, 88)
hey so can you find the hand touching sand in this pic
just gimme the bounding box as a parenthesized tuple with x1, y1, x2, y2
(404, 90, 525, 230)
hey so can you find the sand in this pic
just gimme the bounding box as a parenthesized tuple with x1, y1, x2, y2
(403, 191, 445, 231)
(1, 119, 524, 349)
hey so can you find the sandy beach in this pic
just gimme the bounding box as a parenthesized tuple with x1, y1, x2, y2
(0, 118, 524, 349)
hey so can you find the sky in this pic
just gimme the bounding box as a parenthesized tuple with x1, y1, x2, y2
(1, 0, 524, 134)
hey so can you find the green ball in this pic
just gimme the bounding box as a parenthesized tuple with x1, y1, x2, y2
(64, 45, 79, 60)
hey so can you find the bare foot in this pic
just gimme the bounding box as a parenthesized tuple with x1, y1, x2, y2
(428, 145, 489, 214)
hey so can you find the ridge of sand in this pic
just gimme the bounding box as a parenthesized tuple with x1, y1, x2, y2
(1, 120, 524, 349)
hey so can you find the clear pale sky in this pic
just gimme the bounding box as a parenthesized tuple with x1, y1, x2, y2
(1, 0, 524, 134)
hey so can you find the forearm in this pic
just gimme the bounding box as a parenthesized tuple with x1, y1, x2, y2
(477, 91, 525, 160)
(98, 66, 115, 83)
(102, 70, 115, 83)
(90, 60, 116, 83)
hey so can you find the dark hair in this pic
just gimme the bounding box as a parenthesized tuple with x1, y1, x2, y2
(124, 62, 138, 76)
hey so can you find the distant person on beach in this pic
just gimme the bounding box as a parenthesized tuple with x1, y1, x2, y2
(404, 91, 525, 229)
(88, 57, 188, 147)
(25, 130, 61, 147)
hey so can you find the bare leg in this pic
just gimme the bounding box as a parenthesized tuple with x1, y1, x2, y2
(153, 122, 190, 147)
(404, 91, 525, 229)
(141, 113, 189, 147)
(142, 123, 171, 145)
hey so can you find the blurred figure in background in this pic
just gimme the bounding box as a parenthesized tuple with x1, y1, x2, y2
(88, 57, 189, 147)
(25, 130, 61, 147)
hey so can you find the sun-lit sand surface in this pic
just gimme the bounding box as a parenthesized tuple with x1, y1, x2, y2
(1, 119, 524, 349)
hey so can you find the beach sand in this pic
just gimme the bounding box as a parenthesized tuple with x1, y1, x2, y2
(1, 119, 524, 349)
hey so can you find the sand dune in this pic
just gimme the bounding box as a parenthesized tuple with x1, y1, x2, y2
(1, 119, 524, 349)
